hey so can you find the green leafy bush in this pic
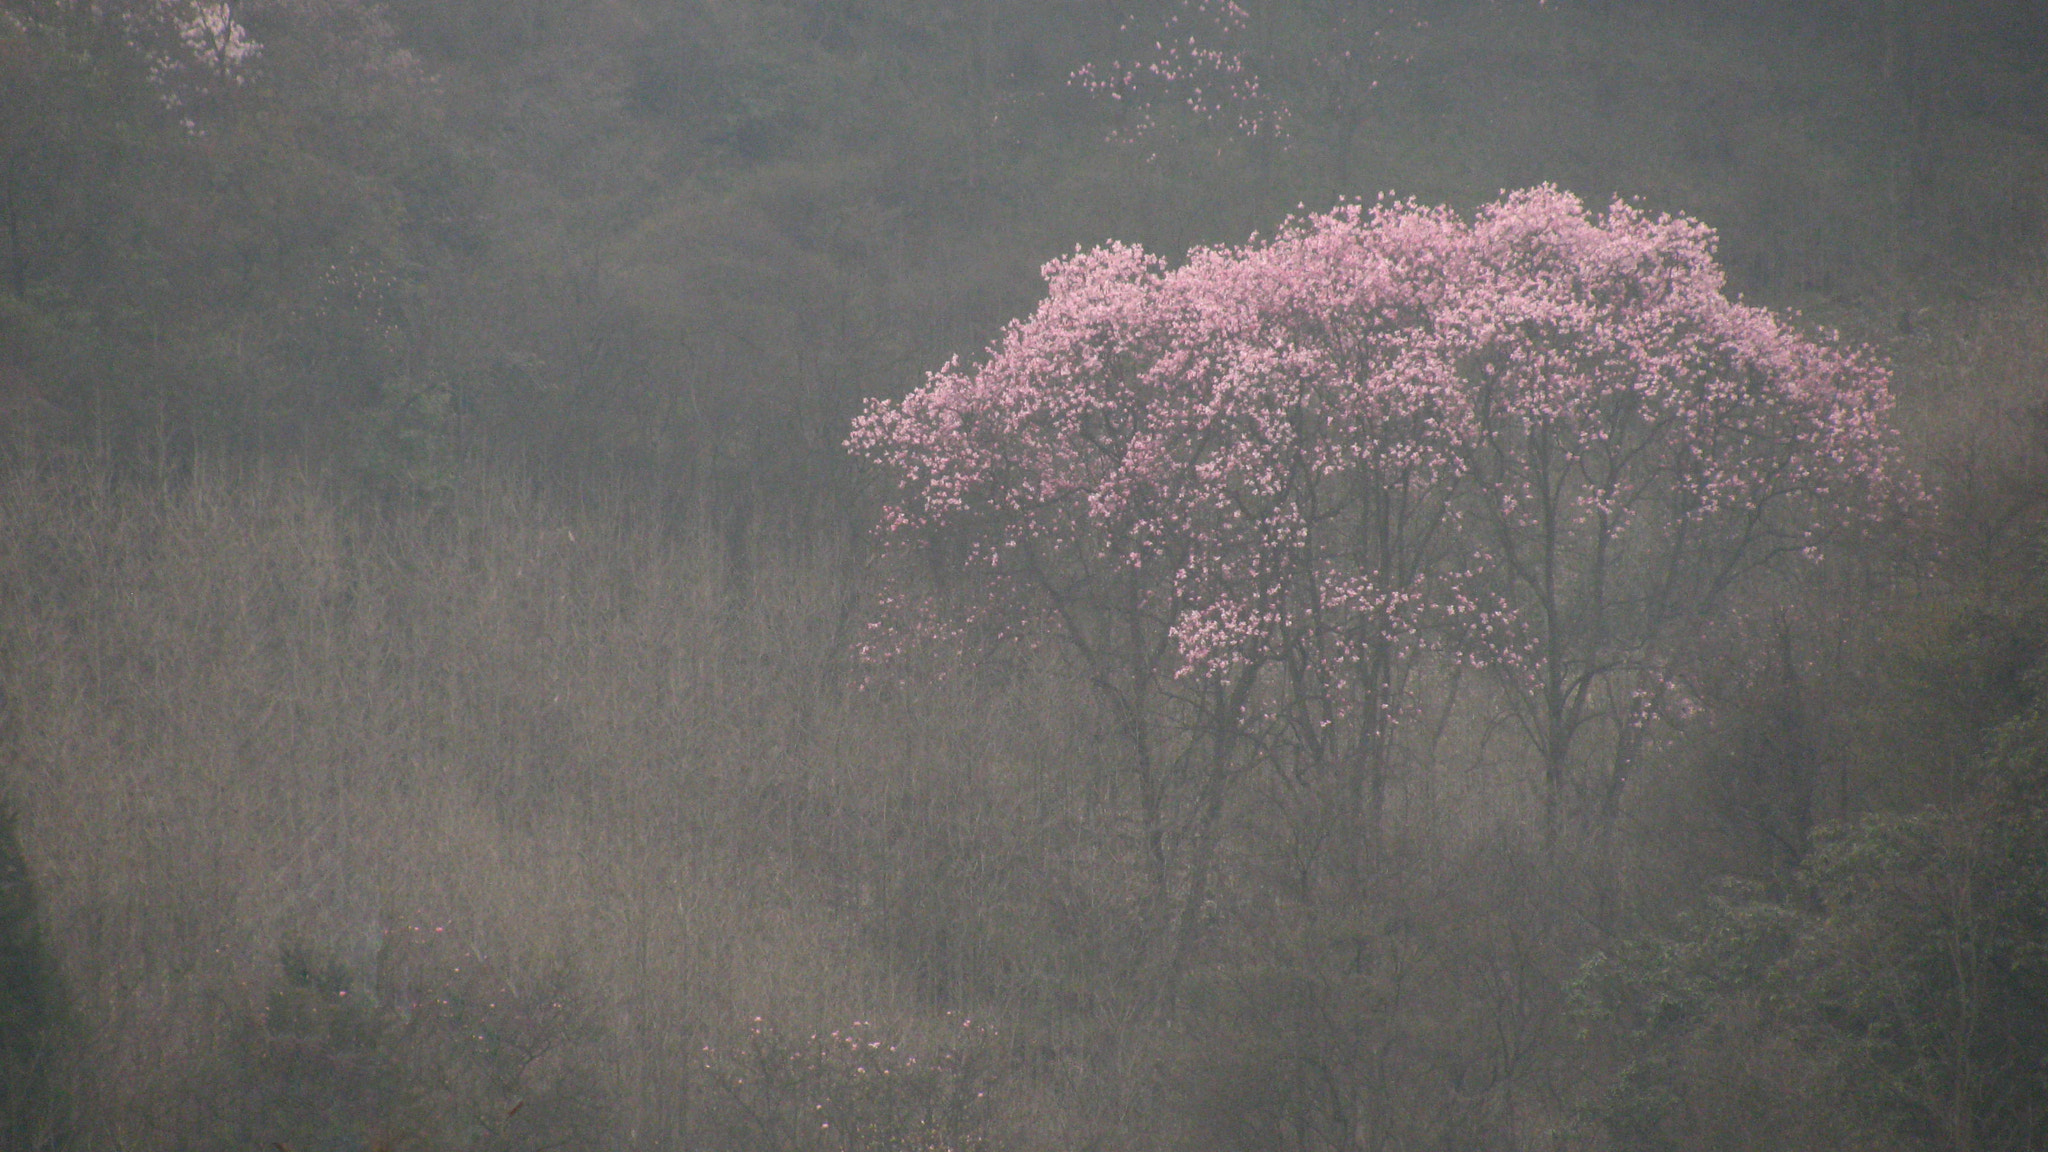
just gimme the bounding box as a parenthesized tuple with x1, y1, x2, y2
(253, 919, 601, 1152)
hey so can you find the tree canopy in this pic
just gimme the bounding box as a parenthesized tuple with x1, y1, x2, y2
(852, 186, 1905, 837)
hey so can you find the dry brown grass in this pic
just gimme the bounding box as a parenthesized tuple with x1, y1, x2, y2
(0, 454, 1593, 1151)
(7, 271, 2026, 1148)
(0, 462, 1012, 1149)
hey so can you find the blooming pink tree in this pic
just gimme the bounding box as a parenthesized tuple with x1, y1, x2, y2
(1439, 190, 1903, 838)
(850, 186, 1903, 873)
(852, 207, 1482, 955)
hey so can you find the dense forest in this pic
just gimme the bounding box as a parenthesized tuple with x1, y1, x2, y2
(1, 0, 2046, 1149)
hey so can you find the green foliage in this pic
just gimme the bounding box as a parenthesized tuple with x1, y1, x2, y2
(1890, 599, 2045, 764)
(1572, 880, 1802, 1043)
(1577, 665, 2048, 1151)
(10, 0, 2043, 505)
(0, 0, 485, 473)
(255, 923, 601, 1152)
(1781, 684, 2048, 1152)
(0, 804, 62, 1151)
(349, 375, 458, 502)
(1570, 877, 1871, 1152)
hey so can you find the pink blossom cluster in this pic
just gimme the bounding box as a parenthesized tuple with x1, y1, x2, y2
(849, 188, 1904, 768)
(118, 0, 262, 119)
(1069, 0, 1289, 149)
(701, 1014, 998, 1151)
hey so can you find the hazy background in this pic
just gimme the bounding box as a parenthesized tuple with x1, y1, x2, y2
(1, 0, 2046, 1149)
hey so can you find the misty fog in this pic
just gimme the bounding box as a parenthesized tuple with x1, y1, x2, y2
(1, 1, 2046, 1149)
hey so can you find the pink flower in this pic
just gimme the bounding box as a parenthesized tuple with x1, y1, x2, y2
(850, 187, 1906, 797)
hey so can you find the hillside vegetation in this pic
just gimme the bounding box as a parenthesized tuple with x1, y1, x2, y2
(2, 0, 2047, 1149)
